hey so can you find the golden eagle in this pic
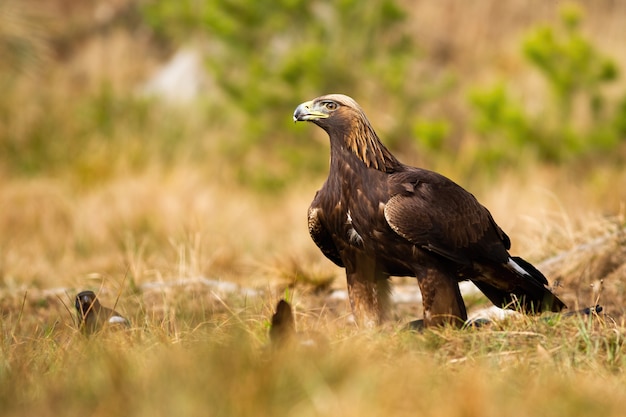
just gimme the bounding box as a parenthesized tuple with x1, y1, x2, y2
(293, 94, 566, 328)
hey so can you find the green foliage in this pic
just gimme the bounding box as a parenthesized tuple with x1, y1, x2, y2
(469, 84, 554, 163)
(469, 4, 624, 165)
(412, 118, 451, 152)
(141, 0, 431, 189)
(2, 1, 625, 188)
(0, 81, 183, 183)
(523, 4, 618, 115)
(614, 96, 626, 138)
(143, 0, 411, 102)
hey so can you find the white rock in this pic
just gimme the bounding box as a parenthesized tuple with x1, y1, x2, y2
(140, 48, 208, 103)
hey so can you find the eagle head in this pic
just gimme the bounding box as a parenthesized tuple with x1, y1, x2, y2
(293, 94, 399, 172)
(293, 94, 367, 132)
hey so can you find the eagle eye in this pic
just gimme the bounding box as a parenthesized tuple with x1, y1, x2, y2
(323, 101, 338, 111)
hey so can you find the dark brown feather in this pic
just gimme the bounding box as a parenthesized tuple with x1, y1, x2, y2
(269, 300, 296, 347)
(75, 290, 129, 335)
(269, 300, 328, 349)
(308, 203, 343, 267)
(294, 94, 566, 327)
(384, 168, 510, 264)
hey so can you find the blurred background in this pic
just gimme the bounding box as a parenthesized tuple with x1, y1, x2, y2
(1, 0, 625, 319)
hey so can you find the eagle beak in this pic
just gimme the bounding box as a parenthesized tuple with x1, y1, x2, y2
(293, 100, 329, 122)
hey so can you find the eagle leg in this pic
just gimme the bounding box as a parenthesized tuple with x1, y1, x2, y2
(345, 254, 391, 328)
(418, 268, 467, 328)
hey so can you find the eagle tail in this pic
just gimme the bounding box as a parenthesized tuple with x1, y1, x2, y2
(473, 256, 566, 313)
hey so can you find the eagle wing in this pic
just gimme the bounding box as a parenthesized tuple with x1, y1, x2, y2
(308, 202, 344, 267)
(384, 169, 511, 265)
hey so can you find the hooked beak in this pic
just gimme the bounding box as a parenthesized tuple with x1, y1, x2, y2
(293, 100, 329, 122)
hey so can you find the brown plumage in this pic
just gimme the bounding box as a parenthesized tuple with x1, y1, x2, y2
(269, 299, 297, 348)
(293, 94, 566, 328)
(75, 290, 129, 335)
(269, 299, 327, 349)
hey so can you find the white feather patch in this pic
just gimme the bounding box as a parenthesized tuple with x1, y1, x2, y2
(345, 210, 363, 244)
(348, 227, 363, 245)
(507, 258, 530, 277)
(108, 315, 128, 324)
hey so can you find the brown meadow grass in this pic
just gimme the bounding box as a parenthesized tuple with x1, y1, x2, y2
(1, 1, 626, 415)
(1, 164, 626, 416)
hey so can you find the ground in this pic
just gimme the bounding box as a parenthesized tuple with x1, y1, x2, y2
(2, 1, 626, 415)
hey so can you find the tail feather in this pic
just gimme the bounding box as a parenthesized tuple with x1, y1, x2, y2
(473, 256, 566, 314)
(509, 256, 549, 286)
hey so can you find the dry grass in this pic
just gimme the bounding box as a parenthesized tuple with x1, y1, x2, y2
(2, 1, 626, 416)
(1, 162, 625, 416)
(1, 294, 626, 417)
